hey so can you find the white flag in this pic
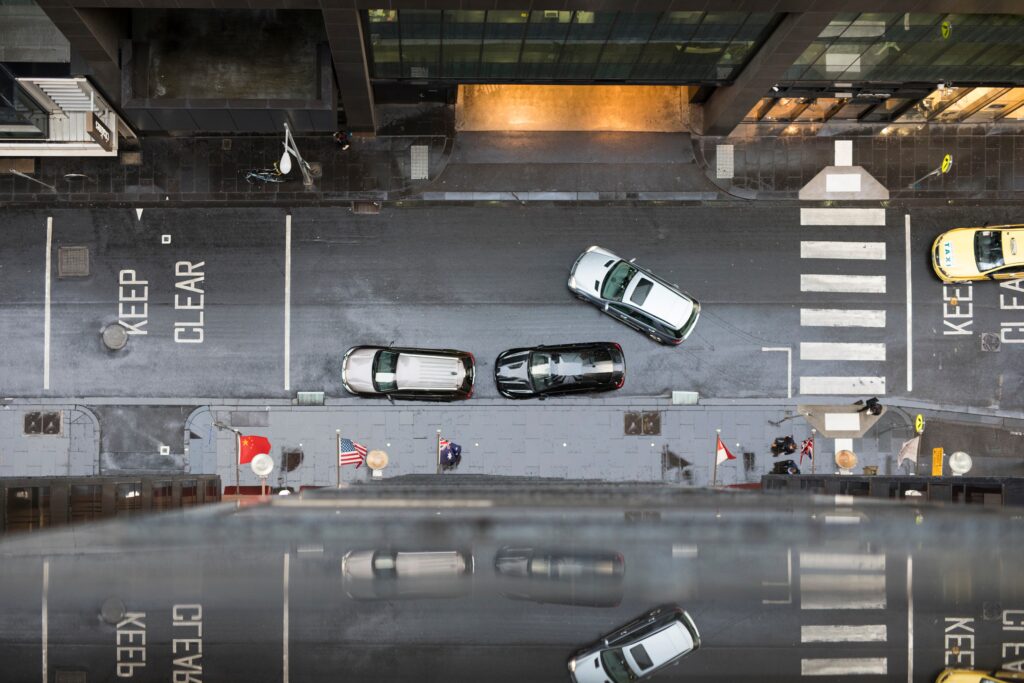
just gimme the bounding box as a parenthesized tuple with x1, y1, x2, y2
(897, 435, 921, 467)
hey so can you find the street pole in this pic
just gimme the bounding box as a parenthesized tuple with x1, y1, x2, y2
(336, 429, 341, 488)
(436, 429, 442, 475)
(235, 432, 241, 498)
(811, 428, 817, 475)
(281, 123, 315, 188)
(712, 429, 720, 487)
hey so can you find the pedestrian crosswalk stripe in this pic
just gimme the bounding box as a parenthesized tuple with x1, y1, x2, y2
(800, 342, 886, 361)
(800, 376, 886, 395)
(801, 241, 886, 260)
(800, 309, 886, 328)
(800, 208, 887, 226)
(801, 274, 887, 293)
(801, 657, 887, 676)
(800, 594, 887, 610)
(801, 573, 886, 592)
(801, 625, 887, 643)
(801, 552, 886, 571)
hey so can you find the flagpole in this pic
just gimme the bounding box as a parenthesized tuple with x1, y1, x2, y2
(712, 429, 720, 487)
(336, 430, 341, 488)
(436, 429, 442, 475)
(810, 428, 816, 475)
(235, 432, 241, 498)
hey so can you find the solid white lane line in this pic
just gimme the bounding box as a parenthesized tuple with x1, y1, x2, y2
(800, 552, 885, 571)
(284, 215, 291, 392)
(801, 274, 887, 293)
(283, 553, 290, 683)
(801, 573, 886, 592)
(801, 241, 886, 260)
(801, 208, 886, 226)
(801, 657, 887, 676)
(800, 342, 887, 361)
(800, 376, 886, 395)
(42, 559, 49, 683)
(801, 625, 887, 643)
(44, 217, 52, 391)
(905, 214, 913, 392)
(907, 556, 914, 683)
(801, 308, 886, 328)
(801, 595, 887, 610)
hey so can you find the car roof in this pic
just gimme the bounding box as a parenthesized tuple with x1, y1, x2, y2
(623, 274, 694, 329)
(395, 352, 466, 391)
(624, 622, 693, 674)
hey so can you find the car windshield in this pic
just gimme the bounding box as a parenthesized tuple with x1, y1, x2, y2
(600, 649, 637, 683)
(528, 348, 614, 392)
(975, 231, 1005, 270)
(628, 644, 654, 671)
(601, 262, 637, 302)
(372, 350, 399, 392)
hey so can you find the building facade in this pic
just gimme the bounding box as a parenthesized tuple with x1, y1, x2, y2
(4, 0, 1024, 141)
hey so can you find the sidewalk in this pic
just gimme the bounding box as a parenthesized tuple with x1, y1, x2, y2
(4, 108, 1024, 206)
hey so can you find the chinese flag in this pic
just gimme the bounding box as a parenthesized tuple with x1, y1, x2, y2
(238, 435, 271, 465)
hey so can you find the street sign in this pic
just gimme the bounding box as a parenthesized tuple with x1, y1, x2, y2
(941, 20, 952, 39)
(931, 447, 944, 476)
(941, 154, 953, 174)
(915, 414, 925, 434)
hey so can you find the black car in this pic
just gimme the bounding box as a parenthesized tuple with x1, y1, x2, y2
(494, 547, 625, 607)
(494, 342, 625, 399)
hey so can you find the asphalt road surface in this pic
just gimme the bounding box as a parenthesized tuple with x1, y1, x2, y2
(0, 204, 1020, 408)
(0, 485, 1021, 682)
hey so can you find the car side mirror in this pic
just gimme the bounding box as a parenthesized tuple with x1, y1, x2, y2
(629, 257, 636, 263)
(386, 394, 395, 404)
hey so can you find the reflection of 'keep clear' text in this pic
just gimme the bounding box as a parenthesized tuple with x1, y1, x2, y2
(117, 261, 206, 343)
(942, 280, 1024, 343)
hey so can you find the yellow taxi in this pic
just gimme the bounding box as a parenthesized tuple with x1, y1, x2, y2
(931, 225, 1024, 282)
(936, 668, 1024, 683)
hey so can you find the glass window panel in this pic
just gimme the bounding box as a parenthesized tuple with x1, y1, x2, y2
(795, 98, 842, 122)
(4, 487, 49, 532)
(443, 11, 485, 78)
(932, 87, 1003, 122)
(368, 9, 401, 78)
(152, 481, 173, 511)
(861, 97, 913, 122)
(649, 12, 700, 43)
(519, 11, 571, 78)
(205, 479, 220, 502)
(116, 483, 142, 516)
(1002, 101, 1024, 120)
(69, 485, 102, 524)
(692, 12, 745, 43)
(595, 13, 658, 79)
(632, 43, 681, 80)
(831, 101, 874, 120)
(761, 98, 810, 122)
(965, 88, 1024, 122)
(181, 480, 198, 507)
(480, 10, 527, 78)
(897, 87, 967, 122)
(400, 10, 441, 78)
(555, 11, 614, 79)
(743, 98, 773, 122)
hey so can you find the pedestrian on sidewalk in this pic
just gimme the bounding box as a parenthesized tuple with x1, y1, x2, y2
(333, 131, 351, 151)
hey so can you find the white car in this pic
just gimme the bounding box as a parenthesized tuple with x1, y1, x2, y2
(568, 246, 700, 345)
(342, 345, 475, 401)
(569, 605, 700, 683)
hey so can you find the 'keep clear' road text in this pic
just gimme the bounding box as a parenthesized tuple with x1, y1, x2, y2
(942, 280, 1024, 342)
(944, 610, 1024, 670)
(116, 604, 204, 681)
(118, 261, 206, 343)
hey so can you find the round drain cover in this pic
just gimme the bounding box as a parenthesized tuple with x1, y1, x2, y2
(102, 323, 128, 351)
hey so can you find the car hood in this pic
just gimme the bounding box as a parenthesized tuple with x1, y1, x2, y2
(571, 246, 619, 297)
(570, 651, 607, 683)
(934, 229, 983, 278)
(494, 349, 533, 396)
(343, 348, 378, 393)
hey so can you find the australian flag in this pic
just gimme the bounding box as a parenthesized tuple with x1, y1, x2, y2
(439, 438, 462, 470)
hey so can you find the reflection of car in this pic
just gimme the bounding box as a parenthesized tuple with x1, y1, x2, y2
(494, 343, 625, 399)
(936, 669, 1024, 683)
(340, 550, 473, 600)
(568, 246, 700, 345)
(569, 605, 700, 683)
(342, 346, 474, 401)
(931, 225, 1024, 282)
(494, 547, 625, 607)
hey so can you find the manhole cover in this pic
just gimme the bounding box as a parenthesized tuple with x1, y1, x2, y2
(624, 412, 642, 435)
(58, 246, 89, 277)
(981, 332, 1000, 352)
(642, 411, 661, 435)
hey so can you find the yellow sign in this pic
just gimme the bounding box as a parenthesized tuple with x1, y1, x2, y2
(915, 414, 925, 434)
(941, 154, 953, 174)
(941, 20, 952, 39)
(932, 447, 944, 476)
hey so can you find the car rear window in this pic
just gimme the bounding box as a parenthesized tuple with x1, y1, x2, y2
(629, 278, 653, 306)
(629, 644, 654, 671)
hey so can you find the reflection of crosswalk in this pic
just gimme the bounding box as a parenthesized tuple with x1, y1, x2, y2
(799, 551, 889, 677)
(800, 208, 889, 396)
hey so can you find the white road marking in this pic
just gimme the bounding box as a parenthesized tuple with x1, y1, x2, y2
(800, 376, 886, 395)
(283, 552, 290, 683)
(824, 514, 861, 525)
(284, 215, 292, 392)
(801, 342, 886, 361)
(135, 208, 143, 220)
(905, 214, 913, 392)
(826, 174, 861, 192)
(825, 413, 861, 431)
(801, 308, 886, 327)
(801, 573, 886, 592)
(801, 657, 887, 676)
(801, 274, 887, 293)
(801, 595, 887, 610)
(835, 140, 853, 167)
(42, 559, 49, 683)
(43, 217, 52, 391)
(801, 207, 886, 226)
(671, 544, 699, 558)
(907, 555, 914, 683)
(800, 552, 885, 571)
(801, 241, 886, 260)
(801, 625, 887, 643)
(761, 346, 792, 398)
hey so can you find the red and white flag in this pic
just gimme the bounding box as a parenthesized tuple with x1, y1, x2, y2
(800, 437, 814, 464)
(715, 435, 736, 465)
(238, 434, 271, 465)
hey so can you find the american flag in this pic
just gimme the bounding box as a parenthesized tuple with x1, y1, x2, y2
(339, 438, 367, 468)
(800, 437, 814, 464)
